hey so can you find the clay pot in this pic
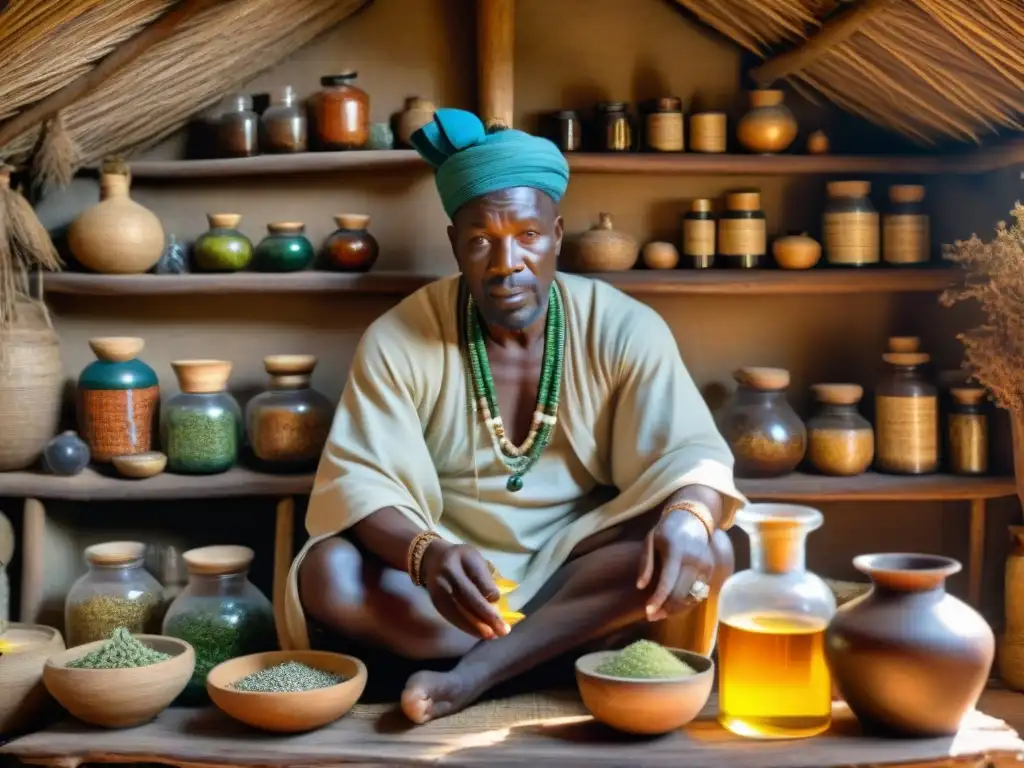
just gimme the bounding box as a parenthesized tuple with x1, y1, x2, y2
(322, 214, 379, 272)
(193, 214, 253, 272)
(825, 553, 995, 737)
(68, 171, 165, 274)
(565, 213, 639, 272)
(253, 222, 314, 273)
(395, 97, 436, 147)
(642, 241, 679, 270)
(808, 130, 830, 155)
(773, 231, 821, 270)
(737, 90, 798, 155)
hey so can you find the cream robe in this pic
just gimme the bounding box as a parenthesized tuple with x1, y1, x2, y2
(279, 273, 747, 650)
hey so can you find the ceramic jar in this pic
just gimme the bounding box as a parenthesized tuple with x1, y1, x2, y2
(806, 384, 874, 476)
(716, 367, 806, 479)
(253, 222, 315, 272)
(772, 231, 821, 270)
(395, 97, 436, 147)
(42, 431, 90, 476)
(564, 213, 639, 272)
(162, 360, 242, 475)
(193, 213, 254, 272)
(824, 181, 879, 267)
(825, 553, 995, 737)
(68, 168, 165, 274)
(77, 337, 160, 463)
(312, 71, 369, 150)
(246, 355, 333, 472)
(641, 242, 679, 270)
(883, 184, 930, 265)
(322, 214, 379, 272)
(737, 89, 798, 154)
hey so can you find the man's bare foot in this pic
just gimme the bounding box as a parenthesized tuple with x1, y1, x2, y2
(400, 669, 483, 724)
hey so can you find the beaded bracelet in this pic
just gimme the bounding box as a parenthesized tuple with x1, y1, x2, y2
(407, 531, 442, 587)
(663, 500, 715, 542)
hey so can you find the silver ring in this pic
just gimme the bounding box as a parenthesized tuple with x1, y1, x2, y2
(689, 579, 710, 602)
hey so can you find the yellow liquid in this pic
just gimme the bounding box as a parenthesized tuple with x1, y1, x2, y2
(718, 612, 832, 739)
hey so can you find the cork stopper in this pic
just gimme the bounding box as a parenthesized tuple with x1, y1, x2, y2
(85, 541, 146, 567)
(733, 366, 790, 391)
(334, 213, 370, 231)
(264, 354, 316, 389)
(882, 336, 929, 366)
(171, 359, 232, 394)
(749, 89, 784, 108)
(888, 336, 921, 353)
(811, 383, 863, 406)
(726, 191, 762, 212)
(951, 387, 986, 407)
(89, 337, 144, 363)
(208, 213, 242, 229)
(266, 222, 306, 235)
(183, 545, 254, 576)
(691, 198, 712, 213)
(890, 184, 925, 204)
(736, 504, 823, 575)
(827, 180, 871, 198)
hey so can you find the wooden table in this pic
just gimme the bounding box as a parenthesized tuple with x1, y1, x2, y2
(3, 690, 1023, 768)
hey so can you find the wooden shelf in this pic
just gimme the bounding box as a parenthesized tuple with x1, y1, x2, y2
(0, 467, 1011, 502)
(109, 150, 428, 179)
(41, 267, 961, 297)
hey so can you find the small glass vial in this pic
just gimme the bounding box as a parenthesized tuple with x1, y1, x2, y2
(718, 504, 836, 739)
(948, 387, 988, 475)
(551, 110, 582, 152)
(875, 336, 938, 475)
(312, 71, 370, 150)
(824, 180, 879, 266)
(218, 94, 259, 158)
(260, 85, 307, 154)
(806, 383, 874, 476)
(595, 102, 633, 152)
(644, 97, 684, 152)
(883, 184, 930, 265)
(681, 198, 715, 269)
(718, 191, 766, 269)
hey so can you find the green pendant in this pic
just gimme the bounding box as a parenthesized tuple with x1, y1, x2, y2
(506, 474, 524, 493)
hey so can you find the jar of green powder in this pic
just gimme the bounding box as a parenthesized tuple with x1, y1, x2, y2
(161, 360, 242, 475)
(64, 541, 163, 647)
(162, 545, 276, 702)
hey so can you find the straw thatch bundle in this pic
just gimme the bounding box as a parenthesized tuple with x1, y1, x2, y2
(673, 0, 1024, 144)
(0, 0, 370, 169)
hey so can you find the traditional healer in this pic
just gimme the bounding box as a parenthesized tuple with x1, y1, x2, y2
(281, 108, 746, 724)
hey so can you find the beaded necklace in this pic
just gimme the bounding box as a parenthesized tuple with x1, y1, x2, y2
(465, 282, 565, 493)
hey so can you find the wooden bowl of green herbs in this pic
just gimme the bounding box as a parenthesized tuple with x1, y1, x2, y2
(43, 630, 194, 728)
(575, 640, 714, 735)
(206, 650, 367, 733)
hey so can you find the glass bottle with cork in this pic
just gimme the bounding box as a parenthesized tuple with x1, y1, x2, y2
(681, 199, 715, 269)
(718, 190, 766, 268)
(947, 386, 988, 475)
(823, 180, 879, 267)
(883, 184, 930, 266)
(874, 336, 939, 474)
(718, 503, 836, 739)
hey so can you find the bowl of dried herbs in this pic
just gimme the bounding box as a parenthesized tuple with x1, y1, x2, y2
(43, 628, 194, 728)
(575, 639, 714, 735)
(206, 649, 367, 733)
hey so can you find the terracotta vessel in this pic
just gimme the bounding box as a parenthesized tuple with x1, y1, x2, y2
(68, 169, 165, 274)
(737, 90, 798, 154)
(772, 231, 821, 270)
(322, 214, 379, 272)
(395, 97, 436, 147)
(565, 213, 639, 272)
(808, 130, 830, 154)
(0, 623, 65, 735)
(193, 214, 253, 272)
(642, 241, 679, 270)
(825, 553, 994, 737)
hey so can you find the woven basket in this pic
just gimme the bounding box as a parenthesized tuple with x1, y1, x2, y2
(0, 300, 63, 471)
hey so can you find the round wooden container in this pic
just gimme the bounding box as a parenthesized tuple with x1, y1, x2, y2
(689, 112, 726, 153)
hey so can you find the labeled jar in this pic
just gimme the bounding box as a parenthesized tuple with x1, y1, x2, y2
(824, 180, 879, 266)
(643, 97, 684, 152)
(162, 360, 243, 475)
(681, 198, 715, 269)
(875, 337, 938, 474)
(312, 71, 369, 150)
(246, 354, 333, 472)
(551, 110, 582, 152)
(162, 546, 276, 702)
(948, 387, 988, 475)
(218, 94, 259, 158)
(718, 191, 766, 269)
(260, 85, 307, 154)
(65, 541, 163, 647)
(716, 367, 806, 478)
(689, 112, 726, 153)
(883, 184, 930, 265)
(595, 102, 633, 152)
(806, 384, 874, 476)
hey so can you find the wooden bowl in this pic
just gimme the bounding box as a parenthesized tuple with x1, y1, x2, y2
(1, 624, 65, 735)
(111, 451, 167, 478)
(207, 650, 367, 733)
(43, 635, 194, 728)
(575, 648, 714, 735)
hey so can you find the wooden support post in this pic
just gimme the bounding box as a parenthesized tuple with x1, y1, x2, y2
(19, 498, 45, 623)
(477, 0, 515, 128)
(273, 496, 295, 650)
(968, 498, 986, 608)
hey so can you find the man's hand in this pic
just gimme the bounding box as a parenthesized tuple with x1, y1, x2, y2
(637, 508, 714, 622)
(421, 541, 510, 640)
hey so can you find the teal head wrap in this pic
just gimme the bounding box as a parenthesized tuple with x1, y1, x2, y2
(411, 108, 570, 219)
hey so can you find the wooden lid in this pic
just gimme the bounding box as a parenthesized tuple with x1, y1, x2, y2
(811, 383, 863, 405)
(883, 352, 930, 366)
(726, 191, 761, 211)
(334, 213, 370, 230)
(183, 545, 254, 575)
(89, 337, 144, 363)
(951, 387, 986, 406)
(264, 354, 317, 376)
(749, 89, 784, 108)
(208, 213, 242, 229)
(827, 180, 871, 198)
(890, 184, 925, 204)
(691, 198, 712, 213)
(85, 541, 146, 566)
(733, 366, 790, 391)
(266, 222, 305, 234)
(171, 359, 232, 394)
(887, 336, 921, 353)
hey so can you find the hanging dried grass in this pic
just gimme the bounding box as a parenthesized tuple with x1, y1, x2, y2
(673, 0, 833, 55)
(0, 0, 370, 166)
(29, 111, 81, 195)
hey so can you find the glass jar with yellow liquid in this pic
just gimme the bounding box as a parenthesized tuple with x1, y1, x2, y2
(717, 503, 836, 739)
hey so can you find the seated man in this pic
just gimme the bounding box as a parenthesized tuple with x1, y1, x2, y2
(281, 108, 746, 724)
